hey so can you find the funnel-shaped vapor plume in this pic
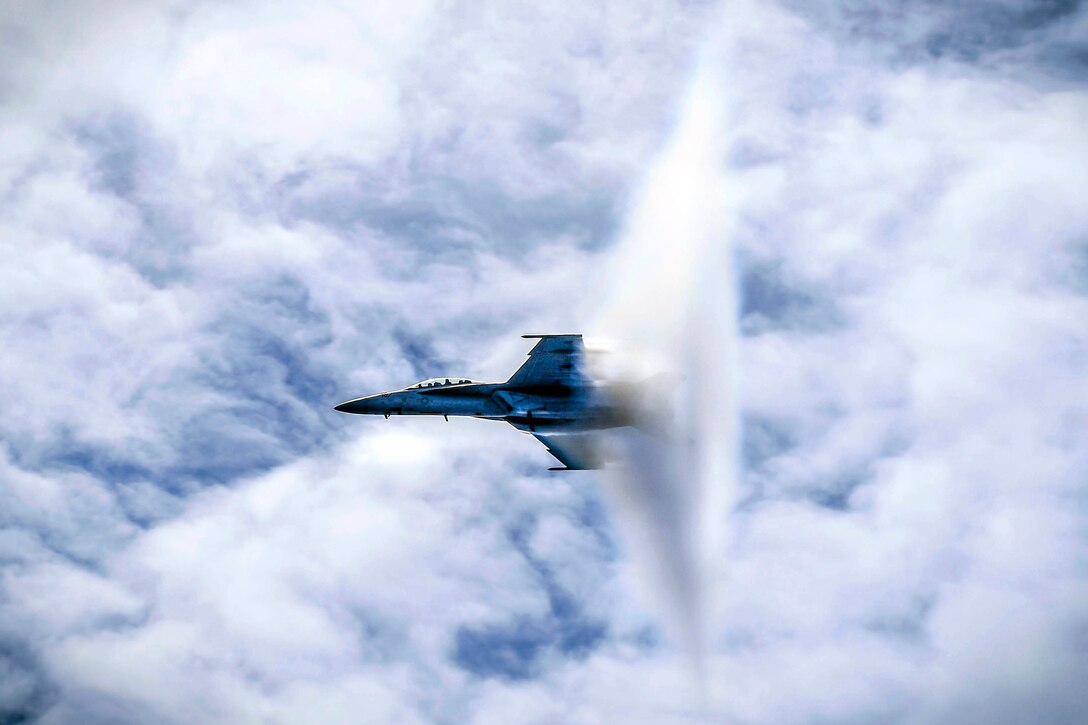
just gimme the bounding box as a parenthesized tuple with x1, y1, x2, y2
(590, 52, 737, 680)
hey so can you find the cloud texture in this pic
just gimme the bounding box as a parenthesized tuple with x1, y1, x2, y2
(1, 0, 1086, 722)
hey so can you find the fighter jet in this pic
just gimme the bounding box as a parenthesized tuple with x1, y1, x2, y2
(334, 334, 630, 470)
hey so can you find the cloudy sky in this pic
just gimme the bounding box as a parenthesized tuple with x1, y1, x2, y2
(2, 0, 1087, 722)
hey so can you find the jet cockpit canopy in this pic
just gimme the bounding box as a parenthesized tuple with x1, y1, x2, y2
(405, 377, 476, 389)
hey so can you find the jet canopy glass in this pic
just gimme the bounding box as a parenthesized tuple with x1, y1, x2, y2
(405, 377, 477, 389)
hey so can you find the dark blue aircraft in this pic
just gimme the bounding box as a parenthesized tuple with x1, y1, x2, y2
(334, 334, 634, 470)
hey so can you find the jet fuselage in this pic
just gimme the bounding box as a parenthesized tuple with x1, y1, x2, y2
(334, 379, 627, 433)
(334, 335, 633, 469)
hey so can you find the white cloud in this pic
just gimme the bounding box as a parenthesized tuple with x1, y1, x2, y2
(1, 0, 1086, 722)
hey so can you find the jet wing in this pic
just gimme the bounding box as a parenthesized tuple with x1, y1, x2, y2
(506, 334, 590, 387)
(531, 432, 604, 470)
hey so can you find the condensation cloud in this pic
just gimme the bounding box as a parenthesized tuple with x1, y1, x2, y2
(589, 40, 738, 684)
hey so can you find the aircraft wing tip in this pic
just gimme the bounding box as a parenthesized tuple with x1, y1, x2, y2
(522, 333, 583, 339)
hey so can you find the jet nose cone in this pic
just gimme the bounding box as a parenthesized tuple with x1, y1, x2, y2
(334, 398, 369, 414)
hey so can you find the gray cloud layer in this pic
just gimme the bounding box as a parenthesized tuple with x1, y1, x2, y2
(1, 0, 1086, 723)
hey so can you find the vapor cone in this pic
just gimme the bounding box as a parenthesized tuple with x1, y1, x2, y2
(590, 52, 737, 684)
